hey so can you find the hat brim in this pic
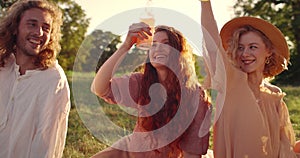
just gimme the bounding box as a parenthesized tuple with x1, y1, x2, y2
(220, 17, 289, 60)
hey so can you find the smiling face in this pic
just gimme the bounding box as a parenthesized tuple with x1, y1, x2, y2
(149, 31, 172, 69)
(15, 8, 52, 57)
(236, 31, 271, 75)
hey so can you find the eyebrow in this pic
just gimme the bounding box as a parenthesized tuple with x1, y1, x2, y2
(26, 19, 51, 27)
(239, 42, 260, 46)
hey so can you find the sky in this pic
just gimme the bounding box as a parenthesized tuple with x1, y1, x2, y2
(73, 0, 236, 56)
(74, 0, 236, 34)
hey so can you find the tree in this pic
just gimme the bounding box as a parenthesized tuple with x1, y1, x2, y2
(53, 0, 90, 71)
(77, 29, 146, 73)
(76, 30, 122, 72)
(234, 0, 300, 85)
(0, 0, 13, 13)
(0, 0, 90, 71)
(0, 0, 14, 17)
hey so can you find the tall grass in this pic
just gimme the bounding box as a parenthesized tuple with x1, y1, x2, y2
(282, 86, 300, 139)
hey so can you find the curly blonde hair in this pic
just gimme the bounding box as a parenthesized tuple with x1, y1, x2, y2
(227, 25, 288, 78)
(0, 0, 62, 69)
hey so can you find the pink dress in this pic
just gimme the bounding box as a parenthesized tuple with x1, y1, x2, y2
(92, 73, 211, 158)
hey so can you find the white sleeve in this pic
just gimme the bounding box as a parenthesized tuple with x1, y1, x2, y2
(29, 77, 70, 158)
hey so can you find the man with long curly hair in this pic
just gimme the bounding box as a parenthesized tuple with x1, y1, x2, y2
(0, 0, 70, 157)
(91, 23, 212, 158)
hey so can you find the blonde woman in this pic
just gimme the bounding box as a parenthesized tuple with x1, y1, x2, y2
(200, 0, 300, 157)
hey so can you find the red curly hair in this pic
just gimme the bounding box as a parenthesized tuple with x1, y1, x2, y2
(137, 25, 209, 157)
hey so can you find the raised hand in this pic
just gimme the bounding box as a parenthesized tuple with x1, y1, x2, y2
(123, 22, 152, 49)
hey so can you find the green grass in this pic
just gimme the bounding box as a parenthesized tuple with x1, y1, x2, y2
(282, 86, 300, 139)
(63, 71, 136, 157)
(63, 109, 106, 158)
(63, 72, 300, 157)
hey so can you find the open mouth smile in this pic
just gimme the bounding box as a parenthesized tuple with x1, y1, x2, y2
(241, 59, 255, 65)
(154, 55, 167, 60)
(28, 38, 43, 47)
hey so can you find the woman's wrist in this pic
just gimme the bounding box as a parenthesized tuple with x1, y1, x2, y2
(120, 39, 135, 50)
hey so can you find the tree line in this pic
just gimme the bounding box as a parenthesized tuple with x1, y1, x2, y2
(1, 0, 299, 85)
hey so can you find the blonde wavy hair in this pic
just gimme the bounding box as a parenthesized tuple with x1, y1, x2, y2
(0, 0, 62, 69)
(227, 25, 288, 78)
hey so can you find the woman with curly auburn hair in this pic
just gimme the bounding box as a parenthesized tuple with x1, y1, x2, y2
(0, 0, 70, 158)
(91, 23, 212, 158)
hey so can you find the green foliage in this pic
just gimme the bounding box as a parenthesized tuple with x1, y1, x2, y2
(76, 29, 149, 73)
(234, 0, 300, 85)
(53, 0, 90, 71)
(195, 56, 206, 83)
(92, 31, 122, 73)
(282, 86, 300, 139)
(0, 0, 13, 14)
(75, 30, 122, 72)
(118, 47, 147, 73)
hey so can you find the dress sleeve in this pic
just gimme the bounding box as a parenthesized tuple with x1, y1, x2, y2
(279, 100, 298, 158)
(98, 73, 142, 108)
(179, 89, 212, 155)
(201, 1, 229, 123)
(29, 76, 70, 158)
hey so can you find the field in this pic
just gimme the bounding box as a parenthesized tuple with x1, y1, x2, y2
(63, 72, 300, 158)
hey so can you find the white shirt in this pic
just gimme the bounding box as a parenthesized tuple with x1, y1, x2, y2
(0, 55, 70, 158)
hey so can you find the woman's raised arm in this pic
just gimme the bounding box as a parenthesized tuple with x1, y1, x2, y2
(91, 22, 151, 97)
(201, 0, 220, 46)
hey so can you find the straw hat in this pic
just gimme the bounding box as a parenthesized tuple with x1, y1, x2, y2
(220, 17, 290, 75)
